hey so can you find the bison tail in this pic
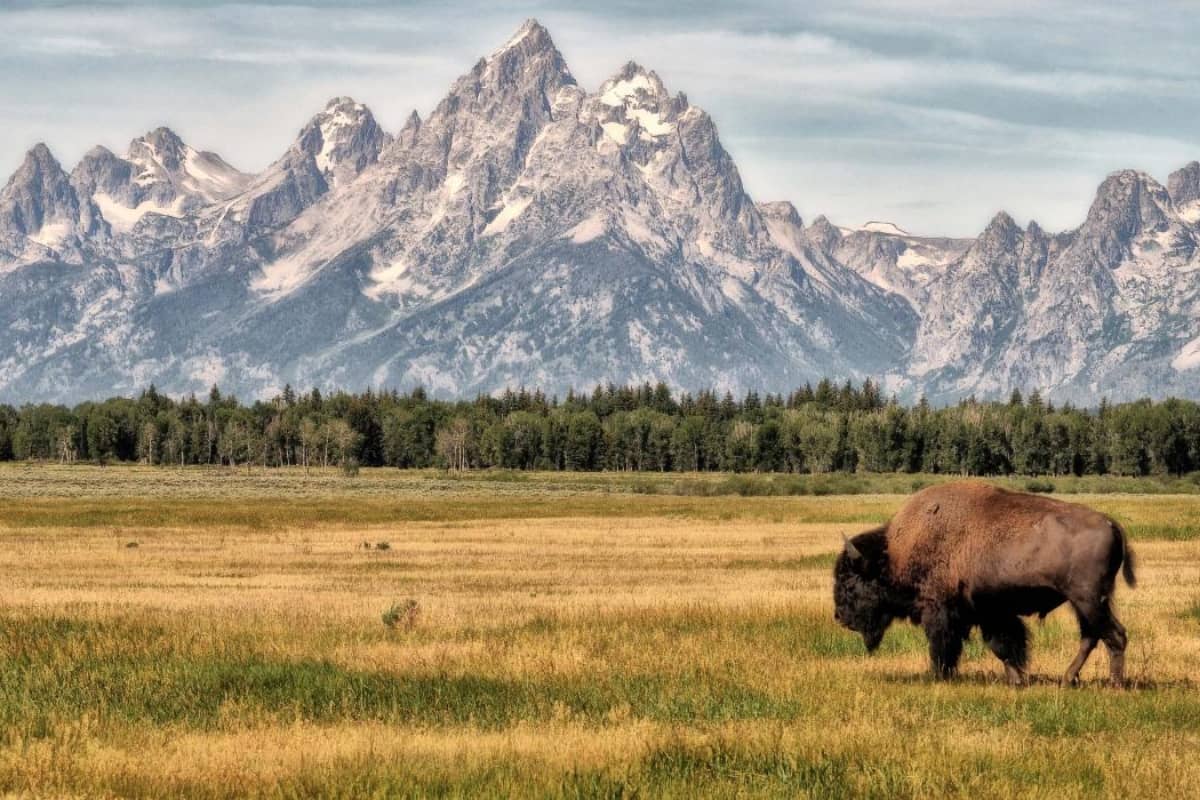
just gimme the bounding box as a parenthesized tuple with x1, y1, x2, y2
(1122, 546, 1137, 588)
(1114, 521, 1137, 589)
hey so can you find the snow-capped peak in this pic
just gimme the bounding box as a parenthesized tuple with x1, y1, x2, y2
(127, 127, 187, 168)
(593, 62, 685, 146)
(294, 97, 389, 185)
(599, 62, 669, 106)
(124, 126, 248, 203)
(3, 19, 1200, 407)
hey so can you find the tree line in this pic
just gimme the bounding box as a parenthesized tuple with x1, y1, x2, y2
(1, 381, 1199, 477)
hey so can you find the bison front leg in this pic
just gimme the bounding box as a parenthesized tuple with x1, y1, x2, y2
(980, 615, 1029, 686)
(922, 603, 967, 680)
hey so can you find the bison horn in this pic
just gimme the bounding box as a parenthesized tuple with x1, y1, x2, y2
(842, 534, 863, 561)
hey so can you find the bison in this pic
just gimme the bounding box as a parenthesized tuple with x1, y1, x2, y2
(833, 481, 1135, 685)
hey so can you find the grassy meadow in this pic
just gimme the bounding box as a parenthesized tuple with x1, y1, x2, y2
(1, 464, 1199, 798)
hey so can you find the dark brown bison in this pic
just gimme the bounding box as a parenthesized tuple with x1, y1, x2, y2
(833, 481, 1135, 685)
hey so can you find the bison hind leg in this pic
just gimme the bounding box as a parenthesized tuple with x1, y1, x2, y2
(1100, 609, 1129, 687)
(980, 615, 1029, 686)
(1066, 599, 1129, 687)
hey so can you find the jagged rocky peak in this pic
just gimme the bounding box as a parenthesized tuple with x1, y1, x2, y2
(1084, 169, 1173, 239)
(6, 143, 54, 186)
(1052, 169, 1177, 272)
(294, 97, 390, 186)
(0, 143, 87, 240)
(980, 210, 1022, 244)
(395, 110, 422, 148)
(1168, 161, 1200, 218)
(7, 142, 67, 190)
(127, 126, 187, 172)
(74, 144, 125, 174)
(68, 145, 134, 221)
(804, 215, 843, 252)
(480, 19, 573, 87)
(757, 201, 803, 228)
(432, 18, 578, 134)
(407, 19, 579, 218)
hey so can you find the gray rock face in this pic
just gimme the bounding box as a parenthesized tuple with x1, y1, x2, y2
(0, 19, 1198, 404)
(0, 143, 103, 263)
(1169, 161, 1200, 220)
(899, 169, 1200, 403)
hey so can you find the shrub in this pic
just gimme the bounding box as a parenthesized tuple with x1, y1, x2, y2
(382, 598, 421, 630)
(1025, 479, 1055, 493)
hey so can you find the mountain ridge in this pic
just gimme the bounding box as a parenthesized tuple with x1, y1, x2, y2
(1, 19, 1198, 405)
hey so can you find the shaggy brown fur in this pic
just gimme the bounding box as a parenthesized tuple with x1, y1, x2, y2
(833, 481, 1135, 685)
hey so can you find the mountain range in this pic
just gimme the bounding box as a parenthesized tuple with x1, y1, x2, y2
(2, 20, 1198, 405)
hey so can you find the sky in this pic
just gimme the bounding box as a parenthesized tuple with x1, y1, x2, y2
(1, 0, 1197, 236)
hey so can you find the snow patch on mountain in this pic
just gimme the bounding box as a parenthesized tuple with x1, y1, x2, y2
(483, 195, 534, 236)
(1172, 337, 1200, 372)
(600, 73, 654, 106)
(92, 193, 184, 233)
(568, 212, 607, 244)
(27, 222, 71, 249)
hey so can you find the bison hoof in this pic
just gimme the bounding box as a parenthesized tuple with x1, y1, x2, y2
(1004, 668, 1027, 688)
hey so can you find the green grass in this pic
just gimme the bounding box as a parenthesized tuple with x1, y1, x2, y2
(5, 609, 1190, 741)
(5, 607, 1198, 798)
(0, 609, 864, 734)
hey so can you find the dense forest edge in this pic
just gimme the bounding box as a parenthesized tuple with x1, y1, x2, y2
(3, 380, 1200, 483)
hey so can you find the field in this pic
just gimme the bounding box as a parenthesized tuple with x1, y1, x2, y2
(1, 465, 1199, 798)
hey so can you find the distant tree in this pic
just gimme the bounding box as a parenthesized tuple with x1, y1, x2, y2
(436, 417, 472, 471)
(86, 408, 118, 465)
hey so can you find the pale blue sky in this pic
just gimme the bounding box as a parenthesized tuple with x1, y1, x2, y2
(2, 0, 1197, 236)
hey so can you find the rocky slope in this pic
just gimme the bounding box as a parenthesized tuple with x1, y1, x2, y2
(0, 20, 1197, 404)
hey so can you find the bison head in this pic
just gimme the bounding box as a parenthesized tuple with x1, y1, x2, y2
(833, 528, 895, 652)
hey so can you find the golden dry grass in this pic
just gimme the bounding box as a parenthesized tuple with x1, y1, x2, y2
(0, 467, 1198, 798)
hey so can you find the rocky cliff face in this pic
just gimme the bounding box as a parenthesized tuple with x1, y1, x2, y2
(0, 143, 104, 264)
(0, 19, 1197, 404)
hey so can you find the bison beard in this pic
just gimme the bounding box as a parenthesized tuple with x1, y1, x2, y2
(832, 482, 1135, 686)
